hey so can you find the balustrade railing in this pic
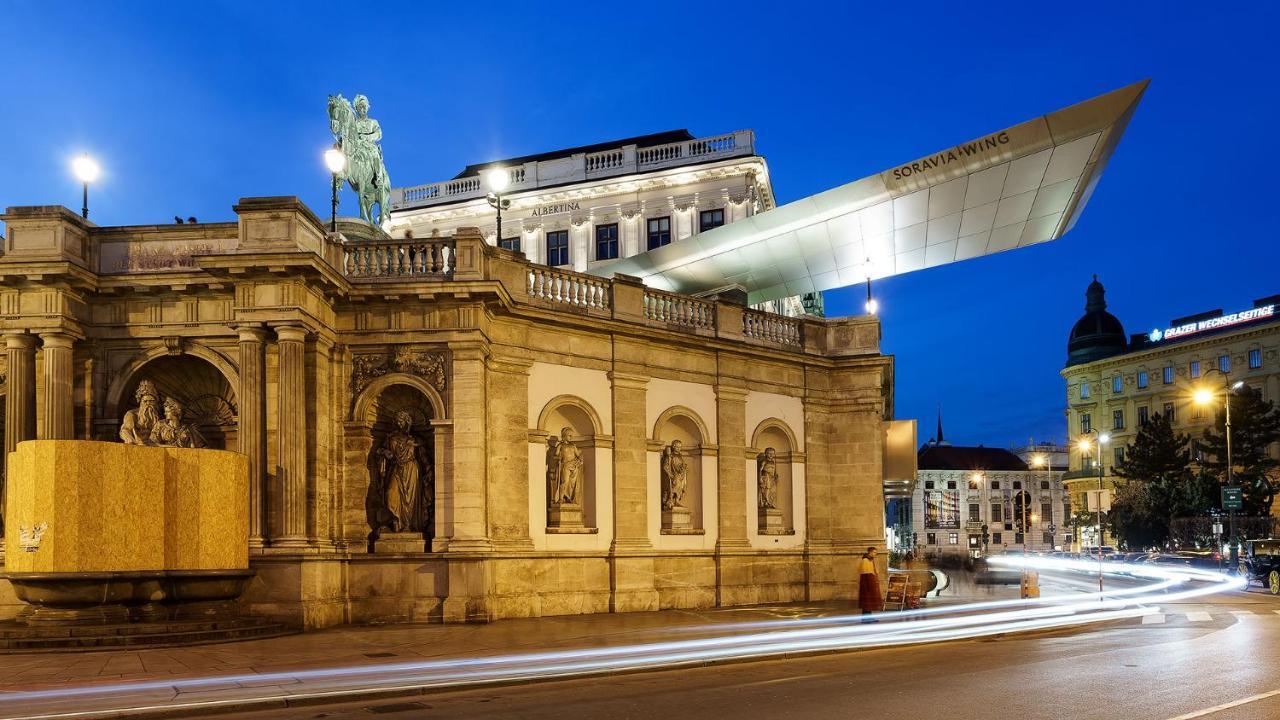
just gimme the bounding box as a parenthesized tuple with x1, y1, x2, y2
(742, 308, 802, 346)
(527, 266, 611, 310)
(643, 289, 715, 330)
(343, 239, 455, 278)
(586, 148, 625, 173)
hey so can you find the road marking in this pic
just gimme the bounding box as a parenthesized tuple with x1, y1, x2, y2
(1141, 613, 1166, 625)
(1185, 611, 1212, 622)
(1165, 688, 1280, 719)
(1229, 610, 1254, 617)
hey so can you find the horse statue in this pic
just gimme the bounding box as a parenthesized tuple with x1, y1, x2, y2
(327, 93, 392, 227)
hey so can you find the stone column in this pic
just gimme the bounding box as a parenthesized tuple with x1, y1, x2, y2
(37, 333, 75, 440)
(608, 370, 658, 613)
(3, 333, 37, 545)
(447, 343, 491, 551)
(273, 324, 310, 547)
(714, 384, 750, 549)
(237, 325, 269, 549)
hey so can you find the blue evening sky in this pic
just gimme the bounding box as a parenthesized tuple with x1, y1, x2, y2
(2, 2, 1277, 449)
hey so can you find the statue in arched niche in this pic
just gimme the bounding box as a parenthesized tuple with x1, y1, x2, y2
(120, 380, 162, 445)
(550, 427, 582, 505)
(661, 440, 688, 511)
(150, 398, 206, 448)
(757, 447, 779, 510)
(367, 410, 434, 546)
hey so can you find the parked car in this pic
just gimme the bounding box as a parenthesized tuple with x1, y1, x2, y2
(1242, 539, 1280, 594)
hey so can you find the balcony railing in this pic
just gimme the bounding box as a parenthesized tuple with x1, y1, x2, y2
(742, 308, 802, 346)
(391, 130, 755, 211)
(527, 266, 611, 310)
(643, 288, 715, 330)
(343, 238, 456, 278)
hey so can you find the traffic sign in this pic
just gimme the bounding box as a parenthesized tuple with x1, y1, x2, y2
(1222, 487, 1243, 511)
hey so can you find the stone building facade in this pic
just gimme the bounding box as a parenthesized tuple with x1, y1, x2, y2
(1062, 277, 1280, 543)
(0, 198, 893, 629)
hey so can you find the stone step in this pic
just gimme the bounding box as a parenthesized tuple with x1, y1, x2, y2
(0, 620, 295, 652)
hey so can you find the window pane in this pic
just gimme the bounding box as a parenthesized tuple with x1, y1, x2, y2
(646, 216, 671, 249)
(546, 230, 569, 266)
(1138, 406, 1149, 425)
(1219, 355, 1231, 373)
(498, 237, 521, 252)
(1249, 349, 1262, 369)
(1163, 402, 1175, 422)
(1112, 375, 1123, 393)
(595, 223, 619, 261)
(1163, 366, 1174, 384)
(1081, 382, 1090, 399)
(1112, 409, 1124, 429)
(1190, 360, 1201, 378)
(1137, 371, 1148, 389)
(699, 208, 725, 232)
(1081, 413, 1092, 434)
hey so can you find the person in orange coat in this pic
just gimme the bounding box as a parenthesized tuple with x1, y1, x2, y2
(858, 546, 883, 622)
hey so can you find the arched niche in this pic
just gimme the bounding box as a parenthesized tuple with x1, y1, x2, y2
(347, 374, 443, 552)
(536, 395, 602, 531)
(111, 350, 239, 450)
(651, 406, 710, 532)
(750, 418, 799, 534)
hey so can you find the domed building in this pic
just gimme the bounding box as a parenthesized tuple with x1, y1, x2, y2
(1066, 275, 1127, 367)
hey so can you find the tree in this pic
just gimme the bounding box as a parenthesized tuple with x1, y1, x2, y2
(1108, 413, 1195, 548)
(1200, 386, 1280, 517)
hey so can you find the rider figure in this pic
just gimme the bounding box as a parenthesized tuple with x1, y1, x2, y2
(353, 94, 383, 186)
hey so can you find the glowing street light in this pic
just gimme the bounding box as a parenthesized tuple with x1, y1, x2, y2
(1194, 376, 1247, 567)
(72, 154, 100, 219)
(486, 168, 512, 246)
(324, 147, 347, 233)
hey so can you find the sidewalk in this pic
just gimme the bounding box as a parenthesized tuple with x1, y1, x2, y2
(0, 589, 1017, 720)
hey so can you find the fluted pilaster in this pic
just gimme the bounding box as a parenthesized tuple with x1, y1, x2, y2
(273, 324, 309, 547)
(3, 333, 37, 542)
(38, 333, 75, 440)
(237, 325, 269, 548)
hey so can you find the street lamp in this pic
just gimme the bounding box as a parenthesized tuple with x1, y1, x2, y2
(324, 147, 346, 233)
(1194, 376, 1246, 568)
(1032, 454, 1051, 551)
(72, 154, 100, 219)
(1077, 432, 1109, 594)
(863, 259, 879, 315)
(486, 168, 511, 245)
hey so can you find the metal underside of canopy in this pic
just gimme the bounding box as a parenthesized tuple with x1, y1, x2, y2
(591, 81, 1148, 305)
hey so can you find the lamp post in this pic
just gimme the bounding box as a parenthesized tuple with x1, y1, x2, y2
(1077, 432, 1109, 594)
(72, 154, 100, 220)
(1033, 453, 1051, 551)
(324, 148, 346, 233)
(486, 168, 511, 245)
(1194, 376, 1245, 570)
(864, 258, 879, 315)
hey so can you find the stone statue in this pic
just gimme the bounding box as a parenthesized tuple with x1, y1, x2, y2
(550, 427, 582, 505)
(120, 380, 162, 445)
(327, 93, 392, 226)
(376, 411, 430, 533)
(545, 434, 560, 502)
(150, 397, 206, 449)
(757, 447, 779, 510)
(660, 440, 688, 511)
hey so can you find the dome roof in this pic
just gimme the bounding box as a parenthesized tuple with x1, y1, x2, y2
(1066, 276, 1126, 367)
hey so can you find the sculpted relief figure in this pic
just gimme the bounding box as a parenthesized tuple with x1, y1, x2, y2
(660, 440, 688, 511)
(756, 447, 779, 510)
(376, 411, 430, 533)
(550, 427, 582, 505)
(150, 398, 206, 448)
(120, 380, 162, 445)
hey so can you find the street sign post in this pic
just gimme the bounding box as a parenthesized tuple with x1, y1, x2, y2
(1222, 487, 1243, 511)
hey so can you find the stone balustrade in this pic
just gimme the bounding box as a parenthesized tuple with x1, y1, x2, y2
(343, 238, 456, 278)
(742, 309, 803, 346)
(527, 265, 611, 310)
(643, 288, 715, 331)
(391, 130, 755, 211)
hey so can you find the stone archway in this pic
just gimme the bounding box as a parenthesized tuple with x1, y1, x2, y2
(112, 352, 239, 450)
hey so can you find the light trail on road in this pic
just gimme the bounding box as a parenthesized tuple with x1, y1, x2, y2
(0, 558, 1248, 720)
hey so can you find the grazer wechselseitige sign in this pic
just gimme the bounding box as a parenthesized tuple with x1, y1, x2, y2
(1150, 304, 1275, 343)
(891, 132, 1011, 180)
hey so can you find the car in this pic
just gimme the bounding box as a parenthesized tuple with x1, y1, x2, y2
(973, 557, 1022, 585)
(1242, 539, 1280, 594)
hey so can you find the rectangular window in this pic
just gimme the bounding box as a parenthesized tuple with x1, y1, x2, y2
(1043, 532, 1054, 545)
(991, 504, 1001, 521)
(1163, 402, 1175, 422)
(1190, 360, 1201, 378)
(1112, 375, 1123, 393)
(1138, 406, 1150, 426)
(927, 532, 937, 545)
(969, 535, 980, 548)
(594, 223, 619, 260)
(1112, 409, 1124, 430)
(1014, 532, 1024, 545)
(1081, 413, 1092, 434)
(968, 503, 981, 521)
(698, 208, 725, 232)
(992, 532, 1003, 545)
(1250, 349, 1262, 369)
(498, 237, 521, 252)
(1080, 381, 1091, 399)
(1041, 502, 1053, 523)
(1163, 366, 1174, 384)
(991, 480, 1001, 490)
(1013, 481, 1022, 490)
(946, 480, 956, 490)
(545, 230, 569, 266)
(1083, 456, 1095, 472)
(948, 532, 958, 545)
(1114, 446, 1125, 466)
(924, 480, 935, 490)
(1040, 480, 1050, 490)
(1137, 371, 1148, 389)
(1063, 502, 1071, 520)
(646, 216, 671, 249)
(1219, 355, 1231, 373)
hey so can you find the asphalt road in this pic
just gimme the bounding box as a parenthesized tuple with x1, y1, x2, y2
(235, 572, 1280, 720)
